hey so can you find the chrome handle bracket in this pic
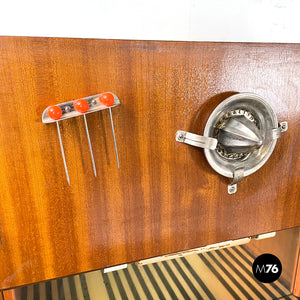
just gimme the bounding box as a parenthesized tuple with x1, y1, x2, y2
(272, 122, 288, 139)
(175, 130, 218, 150)
(228, 167, 244, 194)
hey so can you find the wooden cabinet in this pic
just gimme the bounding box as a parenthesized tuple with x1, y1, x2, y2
(0, 37, 299, 289)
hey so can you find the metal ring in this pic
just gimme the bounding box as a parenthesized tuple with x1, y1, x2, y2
(203, 93, 278, 178)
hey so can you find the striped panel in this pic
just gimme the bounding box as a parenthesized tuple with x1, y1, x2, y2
(14, 245, 294, 300)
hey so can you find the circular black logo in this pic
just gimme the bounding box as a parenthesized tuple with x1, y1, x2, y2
(252, 254, 282, 283)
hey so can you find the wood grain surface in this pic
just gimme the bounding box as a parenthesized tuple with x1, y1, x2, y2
(0, 37, 299, 289)
(1, 290, 15, 300)
(292, 230, 300, 296)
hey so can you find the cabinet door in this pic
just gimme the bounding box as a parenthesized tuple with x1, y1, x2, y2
(0, 37, 299, 289)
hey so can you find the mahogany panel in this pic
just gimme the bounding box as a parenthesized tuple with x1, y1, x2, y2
(0, 37, 299, 289)
(1, 291, 15, 300)
(292, 230, 300, 296)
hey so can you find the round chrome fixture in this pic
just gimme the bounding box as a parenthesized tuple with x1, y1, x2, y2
(176, 93, 288, 194)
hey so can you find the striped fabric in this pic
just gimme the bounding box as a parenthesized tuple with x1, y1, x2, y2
(15, 246, 297, 300)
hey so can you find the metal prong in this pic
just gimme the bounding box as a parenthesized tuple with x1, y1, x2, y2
(109, 107, 120, 169)
(83, 114, 97, 177)
(56, 121, 70, 185)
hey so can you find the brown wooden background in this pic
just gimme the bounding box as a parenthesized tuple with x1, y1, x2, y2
(0, 37, 299, 289)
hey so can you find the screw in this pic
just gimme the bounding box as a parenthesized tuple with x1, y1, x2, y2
(178, 134, 184, 141)
(64, 106, 71, 113)
(280, 122, 287, 131)
(228, 185, 236, 194)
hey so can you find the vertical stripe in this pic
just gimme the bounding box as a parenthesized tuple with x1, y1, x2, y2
(152, 263, 178, 300)
(199, 254, 240, 300)
(68, 276, 78, 300)
(51, 280, 59, 300)
(161, 261, 190, 299)
(171, 259, 203, 299)
(235, 246, 289, 295)
(57, 278, 65, 300)
(84, 271, 109, 300)
(27, 285, 34, 300)
(180, 257, 216, 300)
(216, 250, 266, 299)
(33, 284, 39, 300)
(102, 271, 116, 300)
(143, 265, 166, 300)
(45, 281, 52, 300)
(39, 282, 47, 300)
(79, 274, 90, 300)
(131, 264, 153, 300)
(21, 286, 27, 300)
(122, 269, 141, 300)
(62, 278, 72, 300)
(207, 252, 254, 299)
(112, 271, 128, 300)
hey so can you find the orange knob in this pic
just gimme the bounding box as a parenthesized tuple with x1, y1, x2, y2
(48, 105, 62, 120)
(99, 93, 114, 107)
(74, 99, 89, 113)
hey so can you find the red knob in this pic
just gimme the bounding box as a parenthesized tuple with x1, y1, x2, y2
(99, 92, 114, 107)
(48, 105, 62, 120)
(74, 99, 89, 113)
